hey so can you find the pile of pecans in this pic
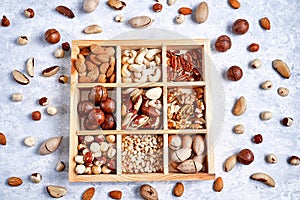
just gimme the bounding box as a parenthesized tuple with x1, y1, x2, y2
(122, 134, 163, 173)
(167, 87, 206, 129)
(167, 49, 203, 82)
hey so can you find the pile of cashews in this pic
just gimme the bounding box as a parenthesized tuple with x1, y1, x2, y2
(121, 48, 162, 83)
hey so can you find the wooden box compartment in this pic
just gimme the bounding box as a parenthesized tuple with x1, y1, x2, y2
(69, 39, 215, 182)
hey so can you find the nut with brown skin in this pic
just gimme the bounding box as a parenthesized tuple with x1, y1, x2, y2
(1, 15, 10, 27)
(173, 182, 184, 197)
(153, 3, 163, 12)
(248, 43, 259, 52)
(260, 17, 271, 30)
(253, 134, 263, 144)
(45, 29, 61, 44)
(39, 97, 49, 106)
(30, 173, 42, 183)
(100, 97, 116, 113)
(58, 75, 69, 84)
(109, 190, 122, 199)
(213, 177, 224, 192)
(32, 111, 41, 121)
(227, 66, 243, 81)
(238, 149, 254, 165)
(215, 35, 232, 52)
(0, 132, 7, 145)
(62, 42, 70, 51)
(266, 154, 277, 164)
(228, 0, 240, 9)
(232, 19, 249, 35)
(289, 156, 300, 165)
(24, 8, 35, 18)
(281, 117, 293, 127)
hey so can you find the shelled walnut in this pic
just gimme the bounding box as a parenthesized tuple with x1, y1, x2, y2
(74, 45, 116, 83)
(75, 135, 116, 175)
(167, 87, 206, 129)
(167, 49, 203, 82)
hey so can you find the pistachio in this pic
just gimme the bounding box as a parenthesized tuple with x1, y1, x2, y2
(129, 16, 154, 29)
(272, 59, 291, 79)
(261, 80, 273, 90)
(250, 173, 275, 187)
(232, 96, 247, 116)
(83, 24, 103, 34)
(277, 87, 289, 97)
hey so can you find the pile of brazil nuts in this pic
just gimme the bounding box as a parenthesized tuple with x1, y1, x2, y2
(74, 45, 116, 83)
(121, 48, 162, 83)
(167, 49, 203, 82)
(121, 87, 163, 130)
(75, 134, 116, 175)
(122, 134, 163, 173)
(167, 87, 206, 129)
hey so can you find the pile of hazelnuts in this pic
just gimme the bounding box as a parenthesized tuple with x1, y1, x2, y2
(77, 85, 116, 130)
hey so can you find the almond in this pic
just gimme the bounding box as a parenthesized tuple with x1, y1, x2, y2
(259, 17, 271, 30)
(178, 7, 192, 15)
(213, 177, 223, 192)
(82, 187, 95, 200)
(272, 59, 290, 79)
(7, 177, 23, 187)
(12, 70, 30, 85)
(228, 0, 240, 9)
(55, 5, 75, 18)
(0, 132, 7, 145)
(109, 190, 122, 199)
(173, 182, 184, 197)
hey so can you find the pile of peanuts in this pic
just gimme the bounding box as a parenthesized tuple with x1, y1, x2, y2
(122, 134, 163, 173)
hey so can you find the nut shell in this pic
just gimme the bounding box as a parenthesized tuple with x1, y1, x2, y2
(45, 29, 61, 44)
(237, 148, 254, 165)
(87, 108, 105, 126)
(88, 85, 108, 105)
(232, 19, 249, 35)
(227, 66, 243, 81)
(215, 35, 232, 52)
(78, 100, 94, 117)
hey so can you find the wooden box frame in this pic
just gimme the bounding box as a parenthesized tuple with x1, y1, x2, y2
(69, 39, 215, 182)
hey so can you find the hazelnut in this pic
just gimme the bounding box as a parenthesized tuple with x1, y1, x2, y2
(58, 75, 69, 84)
(32, 111, 41, 121)
(30, 173, 42, 183)
(47, 106, 58, 116)
(54, 48, 65, 58)
(106, 135, 116, 143)
(277, 87, 289, 97)
(250, 58, 262, 69)
(84, 152, 94, 163)
(92, 165, 102, 175)
(261, 80, 273, 90)
(75, 165, 86, 174)
(17, 36, 28, 45)
(45, 28, 61, 44)
(175, 14, 185, 24)
(100, 97, 116, 114)
(11, 93, 23, 102)
(83, 117, 99, 130)
(87, 108, 105, 126)
(281, 117, 293, 127)
(232, 19, 249, 35)
(115, 14, 125, 23)
(55, 161, 66, 172)
(215, 35, 232, 52)
(227, 66, 243, 81)
(152, 3, 163, 12)
(289, 156, 300, 165)
(39, 97, 49, 106)
(74, 155, 85, 165)
(266, 154, 277, 164)
(94, 135, 105, 143)
(260, 111, 272, 121)
(77, 100, 94, 117)
(62, 42, 70, 51)
(24, 8, 35, 18)
(88, 85, 108, 105)
(252, 134, 263, 144)
(237, 149, 254, 165)
(233, 124, 244, 134)
(24, 136, 36, 147)
(248, 43, 260, 52)
(1, 15, 10, 27)
(101, 114, 116, 130)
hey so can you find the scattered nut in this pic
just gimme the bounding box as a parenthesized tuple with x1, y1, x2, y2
(140, 184, 158, 200)
(227, 66, 243, 81)
(261, 80, 272, 90)
(1, 15, 10, 27)
(173, 182, 184, 197)
(277, 87, 289, 97)
(281, 117, 293, 127)
(12, 70, 30, 85)
(224, 154, 238, 172)
(39, 97, 49, 106)
(228, 0, 240, 9)
(153, 3, 163, 12)
(168, 0, 177, 6)
(233, 124, 244, 134)
(55, 5, 75, 18)
(11, 93, 23, 102)
(83, 0, 100, 13)
(175, 14, 185, 24)
(237, 148, 254, 165)
(248, 43, 259, 52)
(232, 19, 249, 35)
(17, 36, 28, 45)
(39, 136, 63, 155)
(62, 42, 70, 51)
(272, 59, 291, 79)
(266, 154, 277, 164)
(250, 58, 262, 69)
(24, 136, 36, 147)
(215, 35, 232, 52)
(46, 185, 68, 198)
(194, 2, 209, 24)
(0, 132, 7, 145)
(213, 177, 224, 192)
(83, 24, 103, 34)
(75, 164, 86, 174)
(108, 0, 126, 10)
(58, 75, 69, 84)
(289, 156, 300, 165)
(232, 96, 247, 116)
(45, 29, 61, 44)
(253, 134, 263, 144)
(178, 7, 192, 15)
(30, 173, 42, 183)
(42, 66, 60, 77)
(260, 111, 272, 121)
(26, 57, 34, 77)
(56, 161, 65, 172)
(109, 190, 123, 199)
(54, 48, 65, 58)
(260, 17, 271, 30)
(114, 14, 125, 22)
(7, 177, 23, 187)
(250, 173, 275, 187)
(129, 16, 154, 29)
(24, 8, 35, 18)
(82, 187, 95, 200)
(32, 111, 41, 121)
(47, 106, 58, 116)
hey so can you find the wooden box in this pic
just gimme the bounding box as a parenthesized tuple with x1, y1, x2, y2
(69, 39, 215, 182)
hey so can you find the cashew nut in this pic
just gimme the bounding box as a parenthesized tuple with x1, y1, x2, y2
(127, 50, 138, 64)
(121, 63, 131, 77)
(128, 64, 146, 72)
(155, 54, 161, 65)
(143, 58, 151, 67)
(135, 48, 148, 64)
(122, 49, 131, 56)
(122, 55, 129, 64)
(133, 72, 142, 79)
(145, 48, 161, 60)
(133, 71, 147, 83)
(122, 77, 132, 83)
(147, 66, 161, 82)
